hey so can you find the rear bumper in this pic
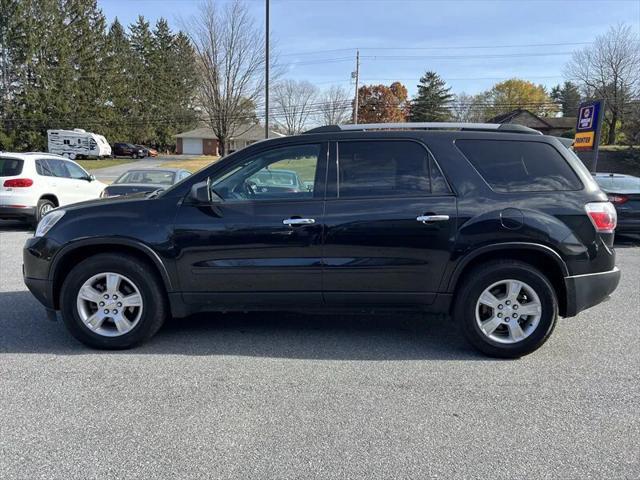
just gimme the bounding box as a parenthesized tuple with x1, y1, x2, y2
(564, 267, 621, 317)
(0, 206, 36, 219)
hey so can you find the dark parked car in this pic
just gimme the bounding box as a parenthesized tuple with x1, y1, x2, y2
(101, 168, 191, 198)
(23, 122, 620, 357)
(112, 143, 145, 158)
(592, 172, 640, 233)
(134, 145, 158, 158)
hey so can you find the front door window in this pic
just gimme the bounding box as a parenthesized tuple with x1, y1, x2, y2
(211, 144, 321, 201)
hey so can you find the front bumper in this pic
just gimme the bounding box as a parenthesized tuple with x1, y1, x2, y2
(23, 236, 61, 311)
(0, 206, 36, 219)
(564, 267, 621, 317)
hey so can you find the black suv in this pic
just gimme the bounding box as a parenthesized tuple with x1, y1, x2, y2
(112, 142, 145, 158)
(23, 123, 620, 357)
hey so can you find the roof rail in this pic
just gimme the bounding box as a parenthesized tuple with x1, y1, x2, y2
(304, 122, 542, 135)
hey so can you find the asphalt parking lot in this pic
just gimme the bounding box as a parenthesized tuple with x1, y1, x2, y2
(1, 221, 639, 479)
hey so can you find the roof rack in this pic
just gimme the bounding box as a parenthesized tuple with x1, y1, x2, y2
(304, 122, 542, 135)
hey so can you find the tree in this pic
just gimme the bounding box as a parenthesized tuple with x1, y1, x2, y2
(620, 100, 640, 145)
(188, 0, 266, 155)
(272, 79, 318, 135)
(481, 78, 557, 119)
(409, 71, 453, 122)
(450, 92, 488, 123)
(357, 82, 408, 123)
(565, 24, 640, 144)
(551, 81, 581, 117)
(318, 85, 351, 125)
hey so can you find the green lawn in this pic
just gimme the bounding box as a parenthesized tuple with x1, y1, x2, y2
(77, 158, 137, 171)
(160, 156, 220, 172)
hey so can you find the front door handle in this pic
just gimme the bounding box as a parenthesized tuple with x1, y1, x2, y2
(283, 218, 316, 226)
(417, 214, 450, 223)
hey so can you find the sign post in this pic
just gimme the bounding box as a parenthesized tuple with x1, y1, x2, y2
(573, 99, 605, 172)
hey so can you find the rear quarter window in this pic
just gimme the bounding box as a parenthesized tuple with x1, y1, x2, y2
(456, 139, 583, 193)
(0, 158, 24, 176)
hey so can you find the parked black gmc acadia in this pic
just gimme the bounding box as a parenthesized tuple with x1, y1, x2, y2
(23, 123, 621, 357)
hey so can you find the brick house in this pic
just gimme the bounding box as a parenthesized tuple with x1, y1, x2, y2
(175, 124, 284, 155)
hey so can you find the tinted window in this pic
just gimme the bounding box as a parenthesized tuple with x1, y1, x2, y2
(65, 161, 89, 180)
(337, 140, 448, 198)
(0, 158, 23, 176)
(46, 159, 71, 178)
(456, 140, 582, 192)
(212, 144, 320, 201)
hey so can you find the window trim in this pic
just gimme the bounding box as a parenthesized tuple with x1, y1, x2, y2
(454, 138, 585, 194)
(328, 138, 454, 200)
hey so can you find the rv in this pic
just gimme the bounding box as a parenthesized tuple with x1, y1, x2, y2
(47, 129, 112, 159)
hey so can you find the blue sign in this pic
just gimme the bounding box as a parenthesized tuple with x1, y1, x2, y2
(576, 101, 601, 133)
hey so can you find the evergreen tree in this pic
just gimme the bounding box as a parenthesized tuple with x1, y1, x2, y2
(409, 71, 453, 122)
(128, 16, 155, 143)
(551, 81, 581, 117)
(103, 19, 135, 142)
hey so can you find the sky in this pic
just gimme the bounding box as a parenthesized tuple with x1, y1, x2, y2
(100, 0, 640, 97)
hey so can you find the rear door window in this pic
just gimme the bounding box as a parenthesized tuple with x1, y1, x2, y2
(0, 158, 24, 176)
(336, 140, 450, 198)
(456, 139, 583, 192)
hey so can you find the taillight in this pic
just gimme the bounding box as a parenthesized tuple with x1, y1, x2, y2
(3, 178, 33, 187)
(585, 202, 617, 233)
(607, 194, 628, 205)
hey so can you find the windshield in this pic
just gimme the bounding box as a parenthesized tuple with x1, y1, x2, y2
(114, 170, 175, 185)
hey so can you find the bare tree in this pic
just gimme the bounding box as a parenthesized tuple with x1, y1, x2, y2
(565, 24, 640, 144)
(272, 79, 318, 135)
(450, 92, 487, 122)
(318, 85, 351, 125)
(188, 0, 265, 155)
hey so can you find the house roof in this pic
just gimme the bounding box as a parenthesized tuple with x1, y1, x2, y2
(175, 124, 284, 140)
(486, 109, 576, 130)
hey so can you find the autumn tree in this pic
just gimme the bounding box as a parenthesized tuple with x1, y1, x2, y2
(272, 79, 318, 135)
(481, 78, 557, 119)
(565, 23, 640, 144)
(551, 81, 581, 118)
(319, 85, 351, 125)
(409, 71, 453, 122)
(357, 82, 408, 123)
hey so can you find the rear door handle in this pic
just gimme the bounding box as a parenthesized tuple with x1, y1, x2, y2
(417, 214, 450, 223)
(283, 218, 316, 225)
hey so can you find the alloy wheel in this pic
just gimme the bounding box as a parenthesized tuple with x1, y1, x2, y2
(76, 272, 143, 337)
(475, 279, 542, 344)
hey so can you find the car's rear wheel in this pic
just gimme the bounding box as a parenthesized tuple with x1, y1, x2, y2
(32, 198, 56, 227)
(60, 253, 167, 349)
(454, 260, 558, 358)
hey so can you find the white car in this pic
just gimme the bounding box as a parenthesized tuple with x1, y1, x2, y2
(0, 152, 106, 225)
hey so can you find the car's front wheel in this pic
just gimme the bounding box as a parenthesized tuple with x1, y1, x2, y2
(454, 260, 558, 358)
(60, 254, 167, 349)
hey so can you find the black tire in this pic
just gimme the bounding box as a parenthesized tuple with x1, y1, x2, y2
(454, 260, 558, 358)
(60, 253, 168, 349)
(33, 198, 56, 226)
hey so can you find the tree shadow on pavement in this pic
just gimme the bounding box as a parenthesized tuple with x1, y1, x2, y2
(0, 290, 487, 361)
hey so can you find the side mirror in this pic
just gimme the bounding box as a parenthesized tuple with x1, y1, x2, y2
(189, 180, 211, 204)
(88, 174, 96, 182)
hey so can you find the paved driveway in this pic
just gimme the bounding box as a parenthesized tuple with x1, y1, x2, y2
(1, 224, 639, 479)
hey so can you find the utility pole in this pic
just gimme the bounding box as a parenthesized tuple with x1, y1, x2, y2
(352, 49, 359, 124)
(265, 0, 270, 139)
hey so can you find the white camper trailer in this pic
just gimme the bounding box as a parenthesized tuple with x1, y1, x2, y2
(47, 129, 112, 159)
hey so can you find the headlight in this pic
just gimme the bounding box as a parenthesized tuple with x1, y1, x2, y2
(35, 209, 65, 237)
